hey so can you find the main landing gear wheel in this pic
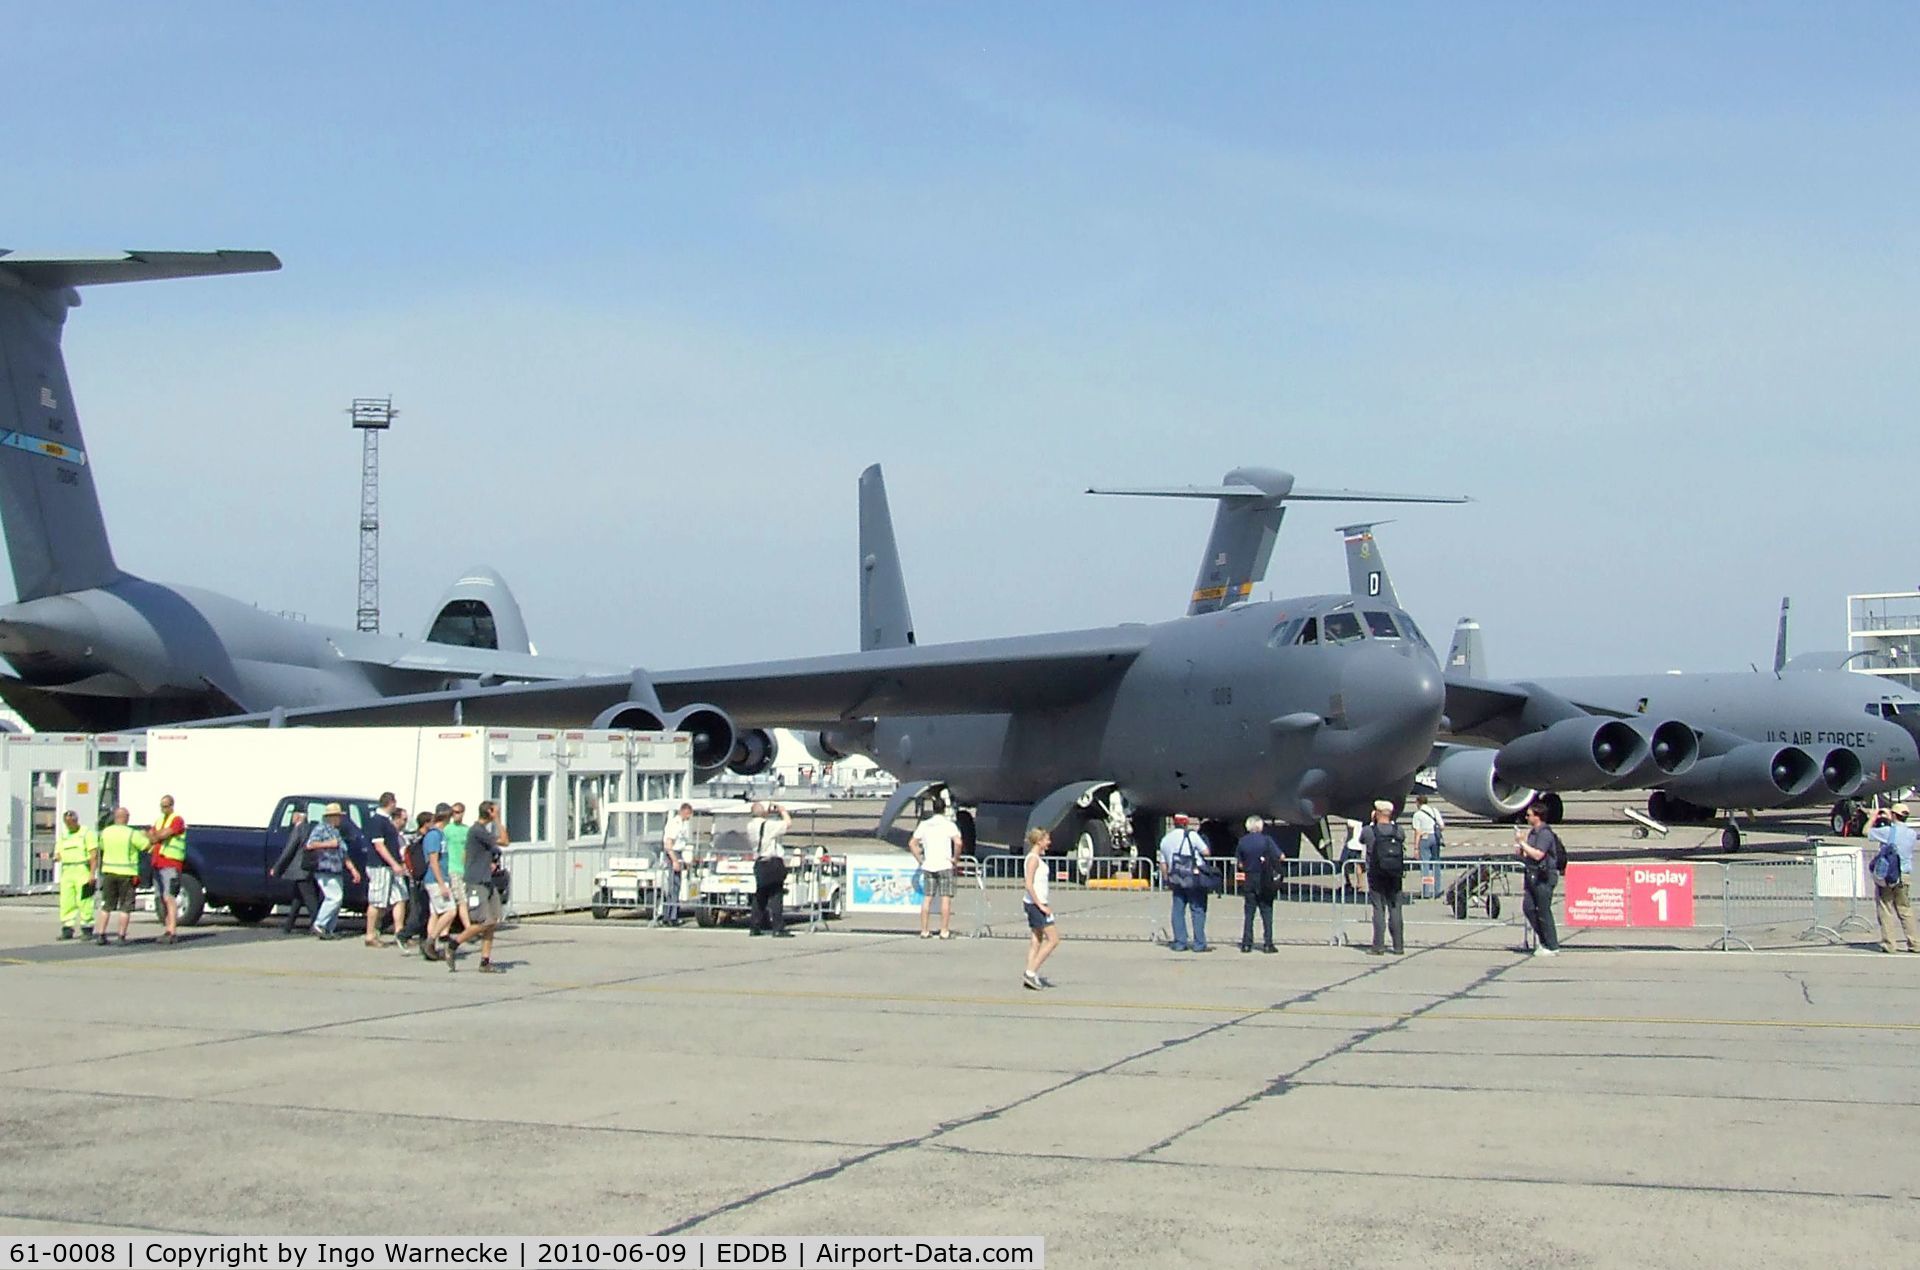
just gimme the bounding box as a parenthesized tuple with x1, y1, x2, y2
(1721, 822, 1743, 853)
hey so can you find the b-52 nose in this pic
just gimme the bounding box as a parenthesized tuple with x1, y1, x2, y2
(1332, 641, 1446, 801)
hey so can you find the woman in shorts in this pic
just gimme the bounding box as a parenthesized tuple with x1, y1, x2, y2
(1022, 828, 1060, 990)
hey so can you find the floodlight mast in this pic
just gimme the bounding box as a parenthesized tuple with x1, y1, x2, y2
(349, 397, 396, 633)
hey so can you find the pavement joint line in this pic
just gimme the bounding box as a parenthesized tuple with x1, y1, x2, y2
(923, 1142, 1910, 1203)
(658, 933, 1446, 1235)
(0, 1079, 883, 1152)
(8, 950, 1911, 1031)
(1128, 932, 1513, 1159)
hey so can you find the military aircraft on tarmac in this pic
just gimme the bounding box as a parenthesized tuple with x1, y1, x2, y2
(0, 250, 617, 732)
(210, 464, 1468, 855)
(0, 248, 1474, 859)
(1335, 525, 1920, 844)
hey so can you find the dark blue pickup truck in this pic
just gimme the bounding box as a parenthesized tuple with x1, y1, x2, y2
(160, 795, 382, 926)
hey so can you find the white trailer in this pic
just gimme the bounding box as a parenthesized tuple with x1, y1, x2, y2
(0, 732, 147, 893)
(117, 726, 694, 914)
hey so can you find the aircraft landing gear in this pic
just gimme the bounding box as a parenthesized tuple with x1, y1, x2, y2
(1830, 799, 1865, 837)
(1720, 818, 1743, 853)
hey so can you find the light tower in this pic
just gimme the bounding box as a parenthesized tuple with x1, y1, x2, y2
(349, 397, 397, 633)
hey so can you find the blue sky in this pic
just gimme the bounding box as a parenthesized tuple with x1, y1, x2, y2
(9, 4, 1918, 672)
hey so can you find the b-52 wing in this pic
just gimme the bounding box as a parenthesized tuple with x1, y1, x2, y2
(199, 628, 1154, 729)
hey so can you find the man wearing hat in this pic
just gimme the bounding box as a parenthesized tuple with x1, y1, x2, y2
(1867, 803, 1920, 953)
(1360, 800, 1409, 956)
(1158, 813, 1214, 953)
(303, 803, 363, 939)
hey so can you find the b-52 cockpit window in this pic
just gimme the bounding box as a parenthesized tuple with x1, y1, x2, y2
(1363, 611, 1402, 639)
(1323, 612, 1365, 644)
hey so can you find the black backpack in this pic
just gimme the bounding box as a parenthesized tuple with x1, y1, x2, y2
(1370, 824, 1406, 875)
(1551, 830, 1569, 875)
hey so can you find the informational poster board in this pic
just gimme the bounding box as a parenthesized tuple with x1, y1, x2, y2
(844, 854, 927, 913)
(1815, 844, 1871, 900)
(1563, 863, 1694, 927)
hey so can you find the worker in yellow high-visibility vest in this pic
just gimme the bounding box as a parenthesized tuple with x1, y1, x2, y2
(56, 810, 96, 940)
(92, 807, 143, 946)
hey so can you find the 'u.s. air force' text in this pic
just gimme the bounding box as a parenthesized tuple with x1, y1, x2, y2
(1762, 729, 1874, 748)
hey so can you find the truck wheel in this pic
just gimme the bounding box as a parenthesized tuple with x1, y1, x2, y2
(695, 908, 718, 928)
(155, 874, 207, 927)
(227, 902, 271, 925)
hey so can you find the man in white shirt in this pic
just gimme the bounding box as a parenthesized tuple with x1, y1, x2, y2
(1411, 795, 1445, 898)
(660, 802, 694, 926)
(1157, 813, 1213, 953)
(910, 808, 964, 940)
(749, 802, 794, 938)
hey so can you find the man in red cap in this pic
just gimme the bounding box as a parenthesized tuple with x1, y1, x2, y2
(1158, 813, 1214, 952)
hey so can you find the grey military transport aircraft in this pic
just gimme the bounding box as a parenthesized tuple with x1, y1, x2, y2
(1336, 526, 1920, 843)
(0, 250, 618, 731)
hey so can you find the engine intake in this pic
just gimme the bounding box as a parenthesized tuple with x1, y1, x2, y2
(1818, 747, 1864, 799)
(1434, 748, 1537, 820)
(1660, 742, 1819, 809)
(727, 728, 780, 777)
(668, 704, 737, 777)
(1493, 717, 1649, 791)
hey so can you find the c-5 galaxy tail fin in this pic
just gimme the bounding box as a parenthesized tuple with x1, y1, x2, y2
(0, 250, 280, 601)
(858, 463, 916, 651)
(1447, 618, 1486, 678)
(1335, 521, 1399, 607)
(1087, 467, 1468, 616)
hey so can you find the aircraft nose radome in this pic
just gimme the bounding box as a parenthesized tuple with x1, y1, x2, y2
(1339, 646, 1445, 769)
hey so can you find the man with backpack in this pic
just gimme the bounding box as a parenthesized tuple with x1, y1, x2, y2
(1158, 813, 1215, 953)
(1360, 800, 1408, 956)
(1235, 816, 1284, 954)
(1866, 804, 1919, 954)
(1515, 802, 1563, 956)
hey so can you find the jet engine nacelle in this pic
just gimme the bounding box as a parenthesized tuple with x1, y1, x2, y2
(727, 728, 779, 777)
(1660, 742, 1819, 809)
(591, 701, 668, 732)
(1434, 748, 1538, 820)
(1493, 717, 1649, 790)
(799, 730, 847, 765)
(666, 704, 737, 778)
(1780, 747, 1864, 806)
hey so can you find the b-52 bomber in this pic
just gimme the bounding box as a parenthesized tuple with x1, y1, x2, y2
(222, 466, 1469, 859)
(1336, 525, 1920, 844)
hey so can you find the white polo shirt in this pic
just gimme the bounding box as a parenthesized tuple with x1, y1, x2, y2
(752, 817, 785, 859)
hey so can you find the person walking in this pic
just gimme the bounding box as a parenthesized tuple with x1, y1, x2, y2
(147, 795, 188, 945)
(1022, 828, 1060, 989)
(1236, 816, 1284, 954)
(747, 801, 794, 938)
(1867, 804, 1920, 954)
(910, 804, 963, 940)
(448, 800, 506, 972)
(419, 805, 458, 961)
(92, 808, 143, 946)
(55, 810, 97, 941)
(305, 804, 362, 939)
(1360, 800, 1408, 955)
(1515, 803, 1562, 956)
(362, 793, 407, 949)
(660, 802, 693, 926)
(442, 802, 470, 931)
(1159, 813, 1213, 953)
(1411, 795, 1445, 899)
(401, 811, 433, 947)
(270, 809, 318, 934)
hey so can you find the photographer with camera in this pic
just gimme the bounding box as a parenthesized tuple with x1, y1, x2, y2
(1866, 803, 1919, 954)
(748, 801, 794, 938)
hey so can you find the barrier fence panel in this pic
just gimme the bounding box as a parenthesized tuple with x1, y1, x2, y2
(1716, 856, 1820, 951)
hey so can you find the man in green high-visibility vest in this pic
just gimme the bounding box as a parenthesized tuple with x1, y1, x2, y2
(56, 810, 96, 940)
(92, 808, 143, 946)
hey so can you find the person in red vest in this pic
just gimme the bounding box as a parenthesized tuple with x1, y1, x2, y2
(148, 795, 189, 945)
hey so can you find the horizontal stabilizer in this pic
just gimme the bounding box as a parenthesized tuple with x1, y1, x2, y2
(0, 250, 281, 290)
